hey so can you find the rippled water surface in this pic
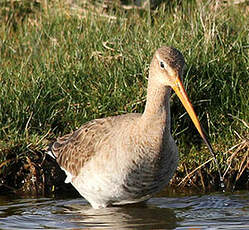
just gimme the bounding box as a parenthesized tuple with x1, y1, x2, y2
(1, 190, 249, 229)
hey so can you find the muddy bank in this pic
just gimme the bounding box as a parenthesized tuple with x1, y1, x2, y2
(0, 150, 78, 197)
(1, 149, 249, 197)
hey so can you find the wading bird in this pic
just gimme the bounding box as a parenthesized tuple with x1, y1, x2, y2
(48, 46, 213, 208)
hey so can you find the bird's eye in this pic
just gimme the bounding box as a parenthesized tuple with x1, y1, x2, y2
(160, 61, 165, 69)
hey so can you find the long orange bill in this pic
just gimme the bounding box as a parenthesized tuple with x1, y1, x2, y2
(172, 76, 214, 155)
(173, 77, 225, 190)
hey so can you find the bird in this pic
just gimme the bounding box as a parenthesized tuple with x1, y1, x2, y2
(47, 46, 213, 209)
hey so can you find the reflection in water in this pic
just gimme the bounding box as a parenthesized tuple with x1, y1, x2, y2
(54, 200, 177, 229)
(0, 197, 177, 229)
(1, 191, 249, 229)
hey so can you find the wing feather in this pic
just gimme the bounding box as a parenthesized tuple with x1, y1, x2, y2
(50, 117, 114, 177)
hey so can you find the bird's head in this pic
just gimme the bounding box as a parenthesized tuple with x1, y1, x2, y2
(150, 46, 212, 152)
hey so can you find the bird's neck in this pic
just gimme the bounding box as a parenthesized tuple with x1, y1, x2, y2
(142, 77, 172, 132)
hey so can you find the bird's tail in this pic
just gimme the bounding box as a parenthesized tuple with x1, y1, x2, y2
(46, 143, 57, 159)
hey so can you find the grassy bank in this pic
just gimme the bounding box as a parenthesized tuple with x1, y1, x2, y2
(0, 0, 248, 195)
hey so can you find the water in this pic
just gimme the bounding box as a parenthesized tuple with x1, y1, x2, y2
(1, 190, 249, 229)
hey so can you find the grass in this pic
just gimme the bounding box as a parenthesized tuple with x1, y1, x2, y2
(0, 0, 248, 194)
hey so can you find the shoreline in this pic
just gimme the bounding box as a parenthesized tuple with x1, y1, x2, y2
(1, 148, 248, 197)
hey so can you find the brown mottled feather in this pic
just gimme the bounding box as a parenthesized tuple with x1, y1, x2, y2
(51, 117, 115, 176)
(50, 114, 140, 177)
